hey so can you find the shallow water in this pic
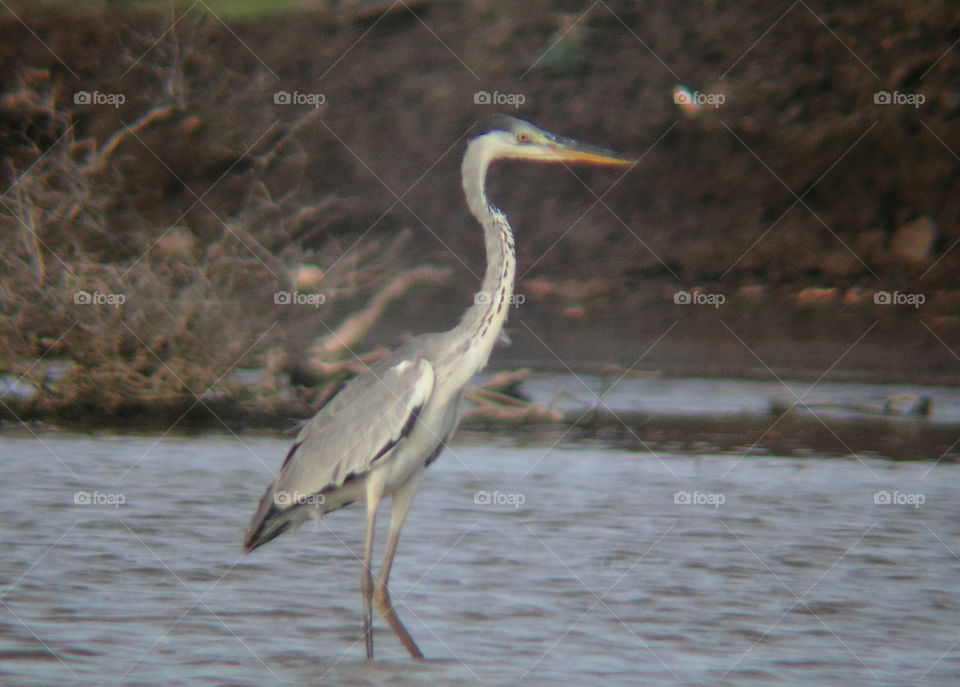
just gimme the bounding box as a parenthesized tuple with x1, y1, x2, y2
(1, 434, 959, 686)
(520, 375, 960, 423)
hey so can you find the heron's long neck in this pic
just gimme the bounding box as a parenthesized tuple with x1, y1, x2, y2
(444, 140, 516, 383)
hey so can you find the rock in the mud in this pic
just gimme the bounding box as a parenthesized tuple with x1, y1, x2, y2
(890, 216, 937, 263)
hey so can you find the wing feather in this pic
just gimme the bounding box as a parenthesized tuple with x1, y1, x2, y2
(273, 357, 435, 501)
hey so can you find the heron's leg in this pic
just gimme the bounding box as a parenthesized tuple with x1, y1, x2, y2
(374, 470, 425, 660)
(362, 477, 385, 660)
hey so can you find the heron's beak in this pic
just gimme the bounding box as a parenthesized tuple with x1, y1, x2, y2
(547, 139, 634, 166)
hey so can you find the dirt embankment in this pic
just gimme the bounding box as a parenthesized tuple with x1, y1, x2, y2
(1, 2, 959, 427)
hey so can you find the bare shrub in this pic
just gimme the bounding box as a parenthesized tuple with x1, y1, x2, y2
(0, 22, 445, 424)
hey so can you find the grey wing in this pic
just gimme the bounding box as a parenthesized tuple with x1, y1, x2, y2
(244, 357, 435, 552)
(275, 357, 435, 502)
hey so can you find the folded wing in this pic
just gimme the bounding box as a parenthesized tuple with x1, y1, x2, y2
(244, 357, 435, 551)
(279, 357, 435, 497)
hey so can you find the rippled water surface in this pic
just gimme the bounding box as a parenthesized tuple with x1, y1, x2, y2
(2, 433, 959, 686)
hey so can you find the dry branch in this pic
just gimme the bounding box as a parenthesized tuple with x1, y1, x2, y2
(308, 265, 451, 362)
(463, 369, 563, 423)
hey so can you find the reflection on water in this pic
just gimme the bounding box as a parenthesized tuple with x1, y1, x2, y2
(1, 434, 959, 686)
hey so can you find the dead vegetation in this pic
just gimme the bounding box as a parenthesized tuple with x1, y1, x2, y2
(5, 1, 959, 428)
(0, 17, 552, 428)
(0, 24, 425, 426)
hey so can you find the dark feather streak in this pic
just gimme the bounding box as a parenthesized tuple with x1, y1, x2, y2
(370, 403, 423, 464)
(424, 437, 447, 467)
(280, 441, 302, 470)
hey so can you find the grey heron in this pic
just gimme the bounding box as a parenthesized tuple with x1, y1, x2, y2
(244, 115, 632, 659)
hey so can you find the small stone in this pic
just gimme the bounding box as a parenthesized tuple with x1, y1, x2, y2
(737, 284, 765, 301)
(155, 227, 195, 260)
(796, 287, 838, 306)
(294, 264, 325, 290)
(891, 216, 937, 263)
(842, 287, 870, 305)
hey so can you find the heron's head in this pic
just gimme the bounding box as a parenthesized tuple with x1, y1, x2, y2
(476, 115, 633, 167)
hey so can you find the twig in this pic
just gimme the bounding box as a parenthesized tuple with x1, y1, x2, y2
(308, 265, 451, 361)
(83, 105, 177, 174)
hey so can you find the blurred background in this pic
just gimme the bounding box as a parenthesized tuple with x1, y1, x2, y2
(1, 0, 958, 425)
(3, 5, 960, 684)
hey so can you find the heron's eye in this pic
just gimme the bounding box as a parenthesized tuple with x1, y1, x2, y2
(516, 131, 531, 143)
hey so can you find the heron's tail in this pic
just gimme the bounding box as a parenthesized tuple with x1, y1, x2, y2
(244, 482, 302, 552)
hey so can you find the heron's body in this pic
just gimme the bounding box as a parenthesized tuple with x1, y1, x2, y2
(245, 334, 471, 541)
(244, 115, 631, 659)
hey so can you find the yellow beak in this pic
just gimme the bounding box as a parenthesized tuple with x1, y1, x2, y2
(547, 140, 634, 166)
